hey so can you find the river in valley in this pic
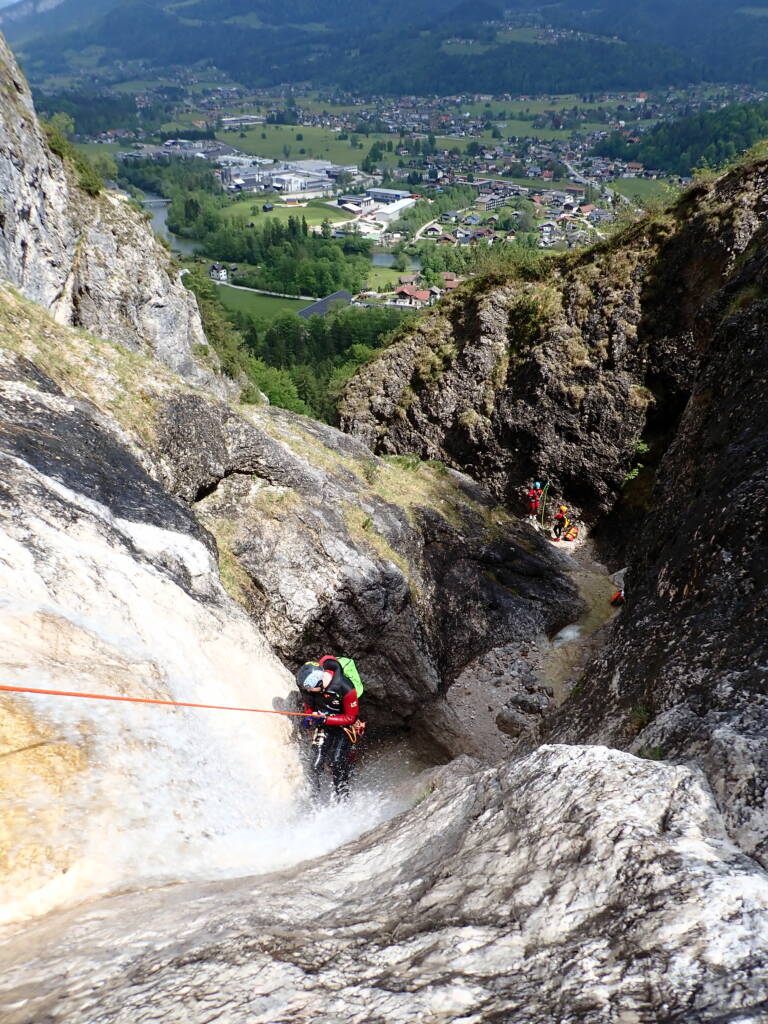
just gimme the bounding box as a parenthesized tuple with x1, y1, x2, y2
(140, 204, 424, 279)
(142, 193, 201, 256)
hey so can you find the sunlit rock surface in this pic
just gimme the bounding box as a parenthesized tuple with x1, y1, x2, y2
(0, 335, 302, 922)
(1, 746, 766, 1023)
(0, 33, 215, 387)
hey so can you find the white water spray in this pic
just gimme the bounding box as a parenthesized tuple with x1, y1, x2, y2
(0, 464, 420, 926)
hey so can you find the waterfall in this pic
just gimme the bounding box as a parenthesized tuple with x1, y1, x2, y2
(0, 462, 308, 924)
(0, 453, 424, 926)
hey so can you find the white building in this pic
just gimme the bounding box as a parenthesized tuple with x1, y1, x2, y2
(375, 196, 418, 223)
(272, 171, 333, 192)
(220, 115, 265, 128)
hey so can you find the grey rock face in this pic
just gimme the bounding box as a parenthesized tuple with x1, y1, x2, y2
(1, 745, 767, 1024)
(0, 33, 214, 388)
(340, 163, 768, 530)
(0, 339, 302, 916)
(342, 159, 768, 863)
(154, 393, 583, 739)
(546, 220, 768, 867)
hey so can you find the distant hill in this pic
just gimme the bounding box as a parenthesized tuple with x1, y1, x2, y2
(594, 99, 768, 176)
(5, 0, 768, 92)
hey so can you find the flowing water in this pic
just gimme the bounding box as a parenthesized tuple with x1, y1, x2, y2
(142, 194, 201, 256)
(0, 492, 438, 927)
(537, 540, 619, 701)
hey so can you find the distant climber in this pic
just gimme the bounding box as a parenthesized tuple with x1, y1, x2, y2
(527, 481, 544, 516)
(552, 505, 569, 541)
(295, 655, 365, 799)
(610, 589, 625, 606)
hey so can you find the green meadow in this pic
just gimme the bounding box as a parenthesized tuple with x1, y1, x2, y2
(214, 285, 310, 318)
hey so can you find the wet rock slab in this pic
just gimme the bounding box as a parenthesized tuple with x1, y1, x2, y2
(1, 745, 766, 1024)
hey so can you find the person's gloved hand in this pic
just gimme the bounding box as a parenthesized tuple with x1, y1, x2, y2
(301, 716, 315, 730)
(312, 712, 327, 725)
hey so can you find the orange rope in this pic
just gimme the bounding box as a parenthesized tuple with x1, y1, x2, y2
(0, 683, 306, 717)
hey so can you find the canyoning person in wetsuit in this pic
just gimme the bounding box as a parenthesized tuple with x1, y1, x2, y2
(552, 505, 569, 541)
(296, 656, 363, 799)
(527, 481, 544, 517)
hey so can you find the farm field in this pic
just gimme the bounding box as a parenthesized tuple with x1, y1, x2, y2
(112, 78, 180, 94)
(298, 96, 366, 115)
(608, 177, 678, 202)
(366, 264, 403, 290)
(216, 123, 390, 165)
(223, 199, 356, 228)
(445, 95, 618, 117)
(435, 120, 606, 147)
(214, 284, 310, 319)
(495, 28, 543, 45)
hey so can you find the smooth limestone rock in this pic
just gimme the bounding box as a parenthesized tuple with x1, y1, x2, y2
(0, 33, 216, 389)
(0, 283, 583, 922)
(0, 337, 302, 922)
(1, 745, 767, 1024)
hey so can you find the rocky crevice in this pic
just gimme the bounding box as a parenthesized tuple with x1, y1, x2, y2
(152, 392, 583, 743)
(341, 164, 768, 539)
(342, 158, 768, 865)
(546, 241, 768, 865)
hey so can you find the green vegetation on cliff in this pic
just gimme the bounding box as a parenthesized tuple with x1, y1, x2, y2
(40, 112, 105, 196)
(184, 269, 412, 419)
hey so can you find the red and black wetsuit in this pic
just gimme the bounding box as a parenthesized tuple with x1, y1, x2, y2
(527, 486, 543, 515)
(303, 658, 359, 796)
(553, 510, 568, 539)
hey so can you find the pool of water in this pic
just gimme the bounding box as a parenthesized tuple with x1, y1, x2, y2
(371, 252, 422, 270)
(537, 542, 619, 702)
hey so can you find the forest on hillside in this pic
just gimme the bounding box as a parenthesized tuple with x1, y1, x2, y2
(10, 0, 768, 92)
(593, 101, 768, 175)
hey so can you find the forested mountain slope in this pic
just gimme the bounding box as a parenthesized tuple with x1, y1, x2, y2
(6, 0, 768, 90)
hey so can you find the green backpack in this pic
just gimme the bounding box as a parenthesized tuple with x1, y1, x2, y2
(337, 657, 364, 698)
